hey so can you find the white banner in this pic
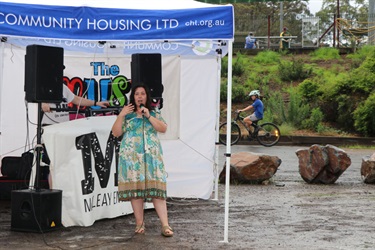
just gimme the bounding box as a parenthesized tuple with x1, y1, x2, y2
(43, 116, 141, 227)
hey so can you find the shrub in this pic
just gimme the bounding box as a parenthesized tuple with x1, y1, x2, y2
(347, 45, 375, 68)
(232, 84, 248, 103)
(302, 108, 324, 131)
(310, 47, 341, 60)
(278, 123, 296, 136)
(253, 50, 281, 64)
(220, 82, 227, 101)
(221, 56, 228, 77)
(278, 58, 311, 82)
(353, 93, 375, 136)
(221, 53, 246, 78)
(262, 92, 285, 125)
(286, 88, 310, 128)
(349, 56, 375, 95)
(298, 79, 322, 102)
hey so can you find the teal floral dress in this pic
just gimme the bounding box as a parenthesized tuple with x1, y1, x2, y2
(118, 110, 167, 202)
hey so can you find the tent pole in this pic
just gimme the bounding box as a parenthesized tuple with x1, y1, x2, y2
(221, 40, 233, 244)
(213, 54, 222, 201)
(0, 41, 5, 151)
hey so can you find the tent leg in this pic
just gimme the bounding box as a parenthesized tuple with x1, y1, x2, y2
(220, 40, 233, 244)
(213, 55, 222, 201)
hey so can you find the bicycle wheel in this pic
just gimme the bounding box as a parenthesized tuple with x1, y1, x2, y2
(256, 123, 280, 147)
(219, 122, 241, 145)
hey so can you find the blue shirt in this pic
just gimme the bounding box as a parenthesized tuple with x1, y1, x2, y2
(252, 98, 264, 119)
(245, 36, 256, 49)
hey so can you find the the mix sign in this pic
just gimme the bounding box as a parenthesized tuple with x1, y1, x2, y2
(63, 61, 131, 110)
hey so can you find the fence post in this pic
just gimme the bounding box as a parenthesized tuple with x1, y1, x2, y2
(268, 15, 271, 49)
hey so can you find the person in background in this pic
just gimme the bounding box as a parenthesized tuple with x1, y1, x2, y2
(111, 84, 173, 237)
(41, 84, 109, 125)
(280, 27, 291, 49)
(245, 32, 257, 49)
(238, 90, 264, 130)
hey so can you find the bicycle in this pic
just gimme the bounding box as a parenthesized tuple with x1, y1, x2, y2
(219, 110, 280, 147)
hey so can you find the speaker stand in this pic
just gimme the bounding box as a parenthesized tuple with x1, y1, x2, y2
(34, 102, 43, 190)
(11, 103, 63, 233)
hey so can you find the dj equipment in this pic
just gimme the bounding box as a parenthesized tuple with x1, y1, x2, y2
(50, 107, 122, 117)
(131, 53, 163, 98)
(11, 189, 62, 233)
(24, 45, 64, 103)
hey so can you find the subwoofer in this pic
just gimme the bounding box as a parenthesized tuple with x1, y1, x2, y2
(131, 53, 163, 98)
(24, 45, 64, 103)
(11, 189, 62, 233)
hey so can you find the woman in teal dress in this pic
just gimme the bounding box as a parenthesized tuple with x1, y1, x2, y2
(111, 84, 173, 237)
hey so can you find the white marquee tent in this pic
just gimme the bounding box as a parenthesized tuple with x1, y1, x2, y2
(0, 0, 235, 241)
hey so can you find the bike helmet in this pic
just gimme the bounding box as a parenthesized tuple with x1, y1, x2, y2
(248, 90, 260, 97)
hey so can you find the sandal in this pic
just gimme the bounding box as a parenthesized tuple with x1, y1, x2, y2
(161, 225, 173, 237)
(135, 224, 145, 234)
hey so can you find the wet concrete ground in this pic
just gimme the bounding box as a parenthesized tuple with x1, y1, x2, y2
(1, 145, 375, 250)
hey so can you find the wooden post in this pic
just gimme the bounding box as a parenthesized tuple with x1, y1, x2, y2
(337, 0, 340, 48)
(333, 14, 336, 48)
(268, 15, 271, 49)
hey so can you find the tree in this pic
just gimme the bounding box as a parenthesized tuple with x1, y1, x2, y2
(233, 1, 311, 44)
(316, 0, 369, 47)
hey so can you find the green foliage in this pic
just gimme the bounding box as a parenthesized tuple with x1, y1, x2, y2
(220, 80, 248, 103)
(348, 45, 375, 60)
(221, 53, 247, 78)
(262, 92, 286, 125)
(348, 55, 375, 95)
(233, 54, 246, 77)
(232, 84, 248, 103)
(277, 123, 297, 136)
(335, 94, 356, 131)
(221, 56, 228, 77)
(310, 47, 341, 61)
(353, 93, 375, 136)
(302, 108, 324, 131)
(220, 82, 227, 101)
(253, 50, 281, 64)
(286, 88, 310, 128)
(298, 79, 322, 102)
(221, 45, 375, 136)
(278, 58, 312, 82)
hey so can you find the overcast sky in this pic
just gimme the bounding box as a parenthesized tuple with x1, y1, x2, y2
(308, 0, 323, 14)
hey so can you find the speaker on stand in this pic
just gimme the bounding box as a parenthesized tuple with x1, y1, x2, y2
(11, 44, 64, 233)
(131, 53, 164, 108)
(24, 45, 64, 103)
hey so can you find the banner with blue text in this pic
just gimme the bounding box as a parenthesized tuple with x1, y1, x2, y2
(0, 2, 234, 40)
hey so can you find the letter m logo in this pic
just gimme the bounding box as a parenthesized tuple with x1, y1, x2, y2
(75, 132, 122, 195)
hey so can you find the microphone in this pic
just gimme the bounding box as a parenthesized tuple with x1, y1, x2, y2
(140, 104, 145, 113)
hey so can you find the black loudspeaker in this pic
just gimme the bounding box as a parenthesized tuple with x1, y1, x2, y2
(24, 45, 64, 103)
(131, 53, 163, 98)
(11, 189, 62, 233)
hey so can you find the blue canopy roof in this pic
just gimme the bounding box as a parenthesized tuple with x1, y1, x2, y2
(0, 0, 234, 41)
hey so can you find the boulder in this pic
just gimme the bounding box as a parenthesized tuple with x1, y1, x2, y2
(219, 152, 281, 184)
(295, 144, 351, 184)
(361, 153, 375, 184)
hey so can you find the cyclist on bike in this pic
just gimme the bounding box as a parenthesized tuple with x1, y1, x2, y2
(238, 90, 264, 130)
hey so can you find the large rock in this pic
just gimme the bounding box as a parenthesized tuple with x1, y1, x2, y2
(361, 153, 375, 184)
(295, 144, 351, 184)
(219, 152, 281, 184)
